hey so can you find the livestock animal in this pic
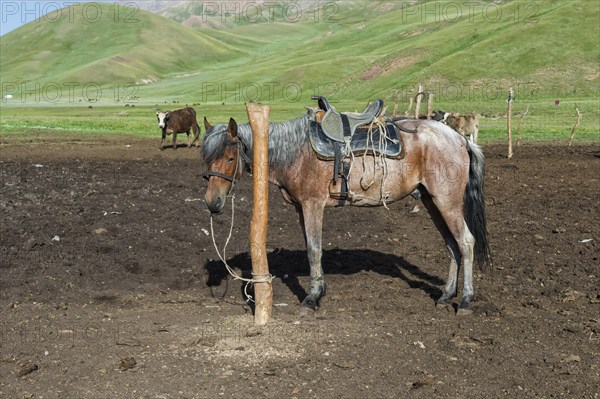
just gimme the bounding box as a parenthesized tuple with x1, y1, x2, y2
(201, 106, 491, 315)
(443, 112, 480, 143)
(156, 107, 200, 150)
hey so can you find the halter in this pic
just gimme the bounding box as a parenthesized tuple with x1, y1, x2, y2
(202, 138, 252, 195)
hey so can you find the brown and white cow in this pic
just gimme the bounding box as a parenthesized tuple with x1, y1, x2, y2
(156, 107, 200, 150)
(443, 112, 480, 143)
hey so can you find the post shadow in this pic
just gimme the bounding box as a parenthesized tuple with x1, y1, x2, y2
(204, 248, 444, 304)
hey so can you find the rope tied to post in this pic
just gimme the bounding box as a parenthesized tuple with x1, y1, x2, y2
(209, 194, 274, 303)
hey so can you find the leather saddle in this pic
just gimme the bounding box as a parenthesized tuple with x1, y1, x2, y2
(307, 96, 407, 206)
(308, 96, 402, 160)
(314, 96, 384, 143)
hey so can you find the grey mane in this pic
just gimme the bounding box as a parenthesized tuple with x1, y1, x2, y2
(202, 113, 310, 169)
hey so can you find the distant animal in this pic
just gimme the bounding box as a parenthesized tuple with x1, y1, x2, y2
(418, 110, 446, 121)
(443, 112, 480, 143)
(156, 107, 200, 150)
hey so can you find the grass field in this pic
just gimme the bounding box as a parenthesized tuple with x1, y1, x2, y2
(1, 96, 598, 144)
(1, 0, 598, 144)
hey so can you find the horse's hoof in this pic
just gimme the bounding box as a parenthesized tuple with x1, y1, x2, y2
(456, 307, 473, 316)
(298, 306, 315, 318)
(299, 297, 318, 316)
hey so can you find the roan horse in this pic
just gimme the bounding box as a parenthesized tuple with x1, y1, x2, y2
(201, 110, 491, 315)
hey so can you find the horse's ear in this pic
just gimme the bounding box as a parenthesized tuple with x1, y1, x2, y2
(227, 118, 238, 142)
(204, 117, 212, 130)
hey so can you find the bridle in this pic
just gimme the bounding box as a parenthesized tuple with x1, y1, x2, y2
(202, 138, 252, 195)
(202, 134, 273, 301)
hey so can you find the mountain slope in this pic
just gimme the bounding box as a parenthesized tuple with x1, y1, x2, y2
(1, 0, 598, 103)
(143, 0, 599, 102)
(0, 3, 244, 85)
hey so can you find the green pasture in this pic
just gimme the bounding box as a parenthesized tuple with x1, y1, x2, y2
(1, 0, 598, 145)
(1, 97, 598, 144)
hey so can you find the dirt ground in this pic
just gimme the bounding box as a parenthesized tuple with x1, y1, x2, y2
(1, 136, 599, 399)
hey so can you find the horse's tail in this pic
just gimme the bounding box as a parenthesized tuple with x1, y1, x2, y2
(464, 141, 492, 271)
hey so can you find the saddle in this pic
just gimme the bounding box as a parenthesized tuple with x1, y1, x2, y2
(315, 96, 385, 143)
(308, 96, 410, 205)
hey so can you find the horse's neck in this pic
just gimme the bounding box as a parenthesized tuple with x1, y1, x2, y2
(238, 116, 309, 174)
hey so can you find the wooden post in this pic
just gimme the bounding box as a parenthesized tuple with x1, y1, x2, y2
(246, 103, 272, 325)
(516, 104, 529, 146)
(405, 97, 413, 117)
(507, 87, 514, 159)
(427, 93, 434, 119)
(568, 104, 583, 147)
(393, 102, 399, 117)
(414, 84, 424, 118)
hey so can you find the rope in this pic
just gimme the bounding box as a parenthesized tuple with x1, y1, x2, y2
(354, 113, 393, 208)
(209, 194, 274, 303)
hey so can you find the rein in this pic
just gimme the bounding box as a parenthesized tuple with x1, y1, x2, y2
(204, 137, 273, 303)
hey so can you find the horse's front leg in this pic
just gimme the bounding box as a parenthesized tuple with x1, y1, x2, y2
(297, 202, 326, 312)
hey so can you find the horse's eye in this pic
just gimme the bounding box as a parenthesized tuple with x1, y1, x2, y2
(227, 157, 235, 163)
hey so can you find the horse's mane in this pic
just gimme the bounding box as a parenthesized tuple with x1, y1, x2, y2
(202, 113, 310, 169)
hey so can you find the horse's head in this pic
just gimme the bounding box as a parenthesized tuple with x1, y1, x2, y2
(202, 117, 245, 214)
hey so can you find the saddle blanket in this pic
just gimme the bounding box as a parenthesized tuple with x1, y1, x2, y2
(308, 121, 402, 160)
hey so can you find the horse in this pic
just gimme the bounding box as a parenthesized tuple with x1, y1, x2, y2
(201, 111, 491, 315)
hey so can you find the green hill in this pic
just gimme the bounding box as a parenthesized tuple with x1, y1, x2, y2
(0, 3, 244, 85)
(1, 0, 598, 105)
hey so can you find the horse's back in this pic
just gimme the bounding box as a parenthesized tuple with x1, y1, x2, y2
(400, 119, 469, 159)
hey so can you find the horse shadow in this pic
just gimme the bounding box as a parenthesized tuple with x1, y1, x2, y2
(204, 249, 444, 304)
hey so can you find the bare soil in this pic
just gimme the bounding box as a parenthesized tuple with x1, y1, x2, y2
(1, 137, 599, 398)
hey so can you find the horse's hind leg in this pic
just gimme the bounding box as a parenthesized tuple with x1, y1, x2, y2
(421, 191, 460, 305)
(422, 191, 475, 314)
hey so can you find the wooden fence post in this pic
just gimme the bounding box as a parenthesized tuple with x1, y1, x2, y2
(415, 84, 424, 118)
(405, 97, 413, 117)
(516, 104, 529, 146)
(568, 104, 582, 147)
(246, 103, 272, 325)
(507, 88, 514, 159)
(427, 93, 434, 119)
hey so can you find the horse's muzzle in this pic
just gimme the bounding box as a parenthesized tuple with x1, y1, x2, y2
(206, 195, 225, 214)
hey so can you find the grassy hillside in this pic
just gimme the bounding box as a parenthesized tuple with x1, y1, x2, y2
(154, 0, 599, 104)
(0, 3, 244, 85)
(1, 0, 598, 104)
